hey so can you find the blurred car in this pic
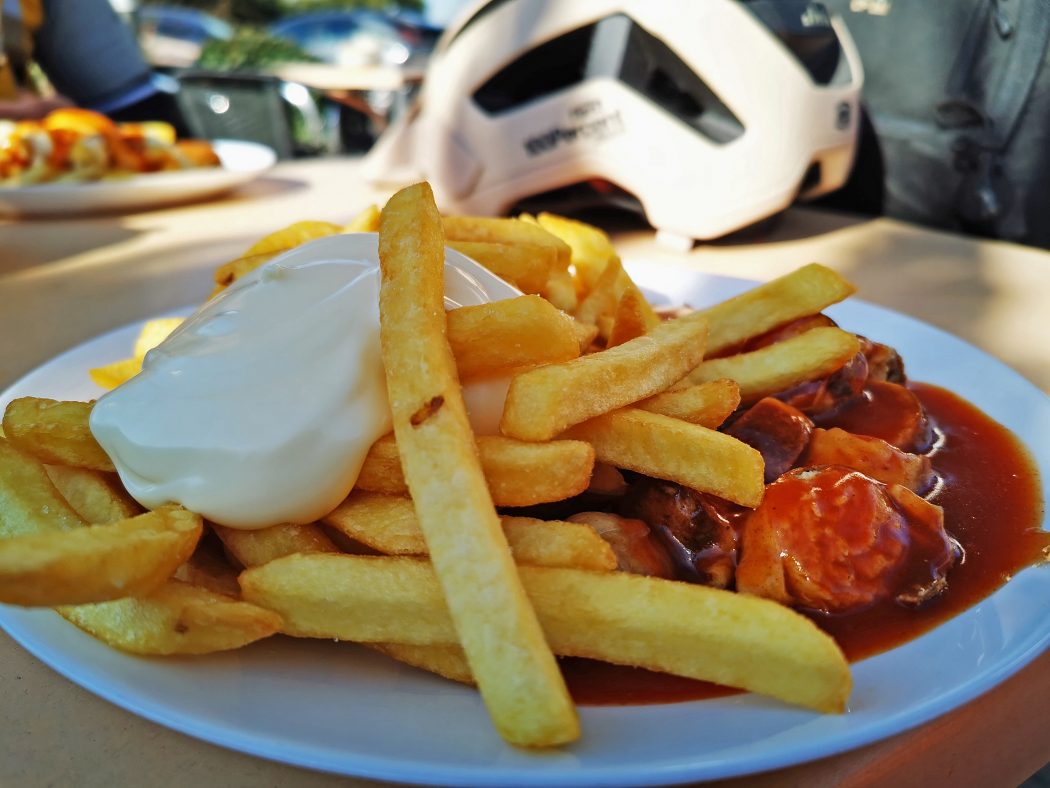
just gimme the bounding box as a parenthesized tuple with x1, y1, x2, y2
(136, 5, 233, 68)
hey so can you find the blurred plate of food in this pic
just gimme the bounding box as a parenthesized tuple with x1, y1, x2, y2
(0, 109, 276, 217)
(0, 254, 1046, 786)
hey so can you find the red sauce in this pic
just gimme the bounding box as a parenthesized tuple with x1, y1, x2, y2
(564, 382, 1047, 705)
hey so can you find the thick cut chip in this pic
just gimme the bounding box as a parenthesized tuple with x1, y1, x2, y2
(607, 287, 653, 347)
(448, 296, 580, 379)
(345, 203, 380, 232)
(240, 554, 851, 713)
(212, 522, 339, 568)
(211, 250, 281, 291)
(379, 183, 578, 747)
(683, 327, 861, 402)
(356, 434, 595, 508)
(4, 397, 114, 472)
(442, 215, 571, 271)
(540, 268, 579, 312)
(636, 379, 741, 428)
(697, 264, 856, 355)
(0, 506, 201, 606)
(324, 493, 616, 571)
(448, 240, 553, 294)
(244, 220, 343, 257)
(133, 317, 185, 358)
(501, 311, 709, 442)
(0, 438, 84, 537)
(60, 579, 281, 655)
(533, 212, 617, 293)
(368, 642, 475, 684)
(45, 465, 142, 524)
(89, 357, 142, 390)
(562, 408, 765, 508)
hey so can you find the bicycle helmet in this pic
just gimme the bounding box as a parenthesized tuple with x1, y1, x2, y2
(364, 0, 864, 243)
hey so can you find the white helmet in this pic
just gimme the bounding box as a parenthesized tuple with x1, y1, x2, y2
(365, 0, 864, 243)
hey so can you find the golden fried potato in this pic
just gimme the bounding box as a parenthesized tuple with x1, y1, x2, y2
(59, 579, 282, 655)
(698, 263, 856, 355)
(324, 493, 615, 571)
(3, 397, 114, 472)
(240, 554, 851, 713)
(683, 327, 861, 402)
(0, 506, 201, 606)
(379, 183, 578, 747)
(45, 465, 142, 524)
(562, 408, 765, 508)
(345, 203, 380, 233)
(448, 240, 554, 295)
(355, 433, 594, 507)
(636, 379, 741, 428)
(448, 296, 579, 379)
(211, 522, 339, 569)
(500, 311, 709, 441)
(533, 212, 617, 293)
(0, 438, 84, 537)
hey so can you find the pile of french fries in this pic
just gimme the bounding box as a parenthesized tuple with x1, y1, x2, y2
(0, 182, 869, 748)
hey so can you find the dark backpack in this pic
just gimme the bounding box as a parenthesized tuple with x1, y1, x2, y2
(817, 0, 1050, 248)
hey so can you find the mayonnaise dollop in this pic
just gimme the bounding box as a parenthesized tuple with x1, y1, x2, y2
(89, 233, 519, 529)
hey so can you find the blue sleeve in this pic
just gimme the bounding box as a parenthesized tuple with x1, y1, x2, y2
(33, 0, 157, 112)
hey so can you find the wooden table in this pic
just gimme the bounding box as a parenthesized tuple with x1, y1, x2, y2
(1, 158, 1047, 788)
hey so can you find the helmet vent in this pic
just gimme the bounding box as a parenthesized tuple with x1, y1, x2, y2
(473, 15, 744, 145)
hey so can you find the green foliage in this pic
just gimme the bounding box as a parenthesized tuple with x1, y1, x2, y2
(195, 27, 319, 70)
(137, 0, 424, 22)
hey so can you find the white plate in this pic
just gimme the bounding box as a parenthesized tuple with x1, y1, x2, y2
(0, 265, 1047, 787)
(0, 140, 276, 217)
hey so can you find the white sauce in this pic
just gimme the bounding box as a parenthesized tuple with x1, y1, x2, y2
(90, 233, 519, 529)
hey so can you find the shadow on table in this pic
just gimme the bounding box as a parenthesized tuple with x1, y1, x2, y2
(0, 222, 145, 274)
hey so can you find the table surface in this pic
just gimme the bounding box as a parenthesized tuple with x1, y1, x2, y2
(0, 158, 1047, 788)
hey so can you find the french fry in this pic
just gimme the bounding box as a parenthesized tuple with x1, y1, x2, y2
(540, 268, 579, 312)
(573, 256, 624, 329)
(0, 506, 201, 606)
(132, 317, 184, 358)
(211, 250, 282, 291)
(533, 212, 617, 293)
(212, 220, 344, 293)
(173, 538, 243, 597)
(345, 203, 381, 233)
(240, 554, 851, 713)
(357, 432, 595, 507)
(698, 263, 856, 355)
(443, 215, 571, 271)
(682, 327, 861, 402)
(448, 240, 553, 294)
(0, 438, 84, 537)
(89, 357, 142, 390)
(212, 522, 339, 569)
(607, 287, 652, 347)
(243, 220, 343, 257)
(323, 493, 616, 571)
(574, 259, 659, 340)
(379, 183, 578, 747)
(3, 398, 114, 472)
(448, 296, 579, 379)
(636, 379, 741, 428)
(45, 465, 142, 524)
(368, 642, 474, 685)
(59, 580, 282, 655)
(500, 311, 709, 442)
(562, 408, 765, 508)
(572, 319, 600, 354)
(499, 516, 617, 572)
